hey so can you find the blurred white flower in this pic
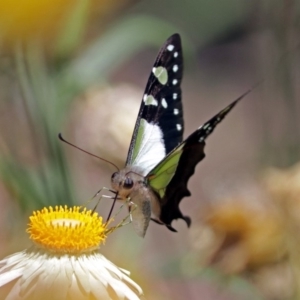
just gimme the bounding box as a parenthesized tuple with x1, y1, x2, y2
(72, 85, 140, 166)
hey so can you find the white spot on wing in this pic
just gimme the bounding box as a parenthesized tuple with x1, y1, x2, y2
(174, 52, 178, 58)
(172, 79, 178, 85)
(143, 94, 158, 106)
(174, 108, 179, 115)
(173, 93, 178, 100)
(161, 98, 168, 108)
(176, 124, 182, 131)
(173, 65, 178, 72)
(131, 119, 166, 175)
(167, 44, 174, 51)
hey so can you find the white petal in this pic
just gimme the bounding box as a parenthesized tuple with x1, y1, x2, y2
(0, 247, 143, 300)
(0, 269, 22, 286)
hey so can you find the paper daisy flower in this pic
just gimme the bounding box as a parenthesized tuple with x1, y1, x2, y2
(0, 206, 143, 300)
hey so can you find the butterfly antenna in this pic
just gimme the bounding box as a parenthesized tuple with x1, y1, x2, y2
(58, 133, 119, 171)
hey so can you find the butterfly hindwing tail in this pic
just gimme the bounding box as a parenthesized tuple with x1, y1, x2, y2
(152, 95, 246, 230)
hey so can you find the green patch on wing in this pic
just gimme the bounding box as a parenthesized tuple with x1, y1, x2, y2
(153, 66, 168, 85)
(132, 118, 146, 163)
(148, 144, 184, 198)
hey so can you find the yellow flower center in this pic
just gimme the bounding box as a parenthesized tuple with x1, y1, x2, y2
(27, 206, 108, 253)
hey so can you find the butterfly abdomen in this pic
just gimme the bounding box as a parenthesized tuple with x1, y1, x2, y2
(111, 166, 159, 237)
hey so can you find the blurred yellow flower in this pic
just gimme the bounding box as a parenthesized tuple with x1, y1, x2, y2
(190, 163, 300, 299)
(0, 205, 144, 300)
(263, 163, 300, 221)
(0, 0, 130, 50)
(191, 200, 285, 274)
(262, 163, 300, 298)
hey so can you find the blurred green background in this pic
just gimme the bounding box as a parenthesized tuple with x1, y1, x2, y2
(0, 0, 299, 299)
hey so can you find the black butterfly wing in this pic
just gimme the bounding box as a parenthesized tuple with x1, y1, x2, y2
(149, 90, 251, 230)
(126, 34, 184, 175)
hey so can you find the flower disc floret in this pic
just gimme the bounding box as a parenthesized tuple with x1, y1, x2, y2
(27, 205, 107, 253)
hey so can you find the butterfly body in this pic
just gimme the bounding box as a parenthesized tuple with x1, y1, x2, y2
(111, 166, 159, 236)
(110, 34, 249, 237)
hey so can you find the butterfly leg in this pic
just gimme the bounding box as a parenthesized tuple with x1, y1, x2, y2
(92, 192, 120, 214)
(83, 187, 116, 209)
(92, 187, 116, 199)
(126, 198, 138, 223)
(105, 198, 138, 229)
(90, 187, 121, 218)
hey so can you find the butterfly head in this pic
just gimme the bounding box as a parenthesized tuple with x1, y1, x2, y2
(111, 168, 144, 198)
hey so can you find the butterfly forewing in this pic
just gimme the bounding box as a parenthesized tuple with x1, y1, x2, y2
(126, 34, 184, 175)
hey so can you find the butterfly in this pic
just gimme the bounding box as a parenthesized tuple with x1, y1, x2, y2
(111, 33, 250, 237)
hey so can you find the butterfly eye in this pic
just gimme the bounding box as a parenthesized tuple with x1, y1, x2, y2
(111, 172, 118, 180)
(123, 177, 133, 189)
